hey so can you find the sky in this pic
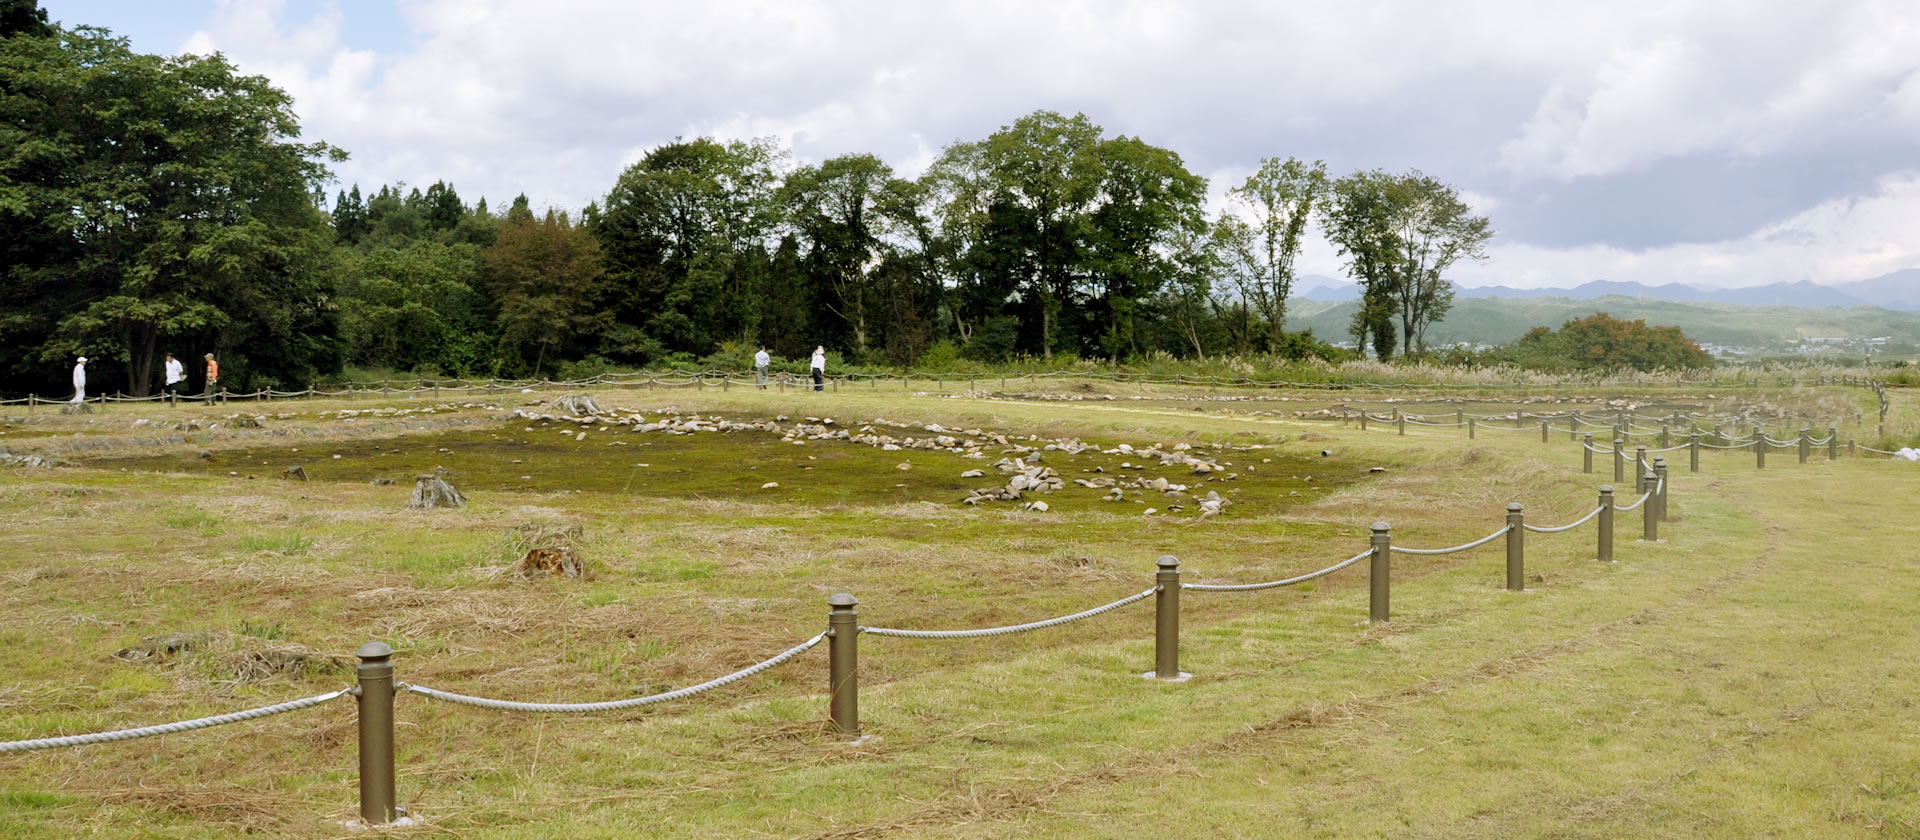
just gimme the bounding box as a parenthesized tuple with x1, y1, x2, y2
(41, 0, 1920, 291)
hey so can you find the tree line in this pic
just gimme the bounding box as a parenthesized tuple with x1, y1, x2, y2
(1, 6, 1497, 398)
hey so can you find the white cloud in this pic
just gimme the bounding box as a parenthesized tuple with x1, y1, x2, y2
(1453, 171, 1920, 288)
(164, 0, 1920, 284)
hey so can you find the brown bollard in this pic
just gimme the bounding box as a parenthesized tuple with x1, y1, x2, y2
(1468, 416, 1476, 439)
(355, 642, 398, 825)
(1849, 439, 1856, 457)
(1660, 425, 1670, 448)
(1542, 420, 1550, 443)
(1505, 503, 1525, 592)
(828, 594, 860, 737)
(1398, 414, 1406, 436)
(1359, 411, 1368, 431)
(1598, 486, 1615, 563)
(1798, 428, 1810, 464)
(1614, 438, 1626, 483)
(1634, 446, 1648, 492)
(1827, 426, 1838, 461)
(1654, 458, 1669, 522)
(1689, 433, 1700, 473)
(1642, 474, 1659, 542)
(1755, 426, 1766, 469)
(1583, 433, 1595, 473)
(1369, 523, 1392, 623)
(1153, 556, 1184, 680)
(1456, 409, 1464, 426)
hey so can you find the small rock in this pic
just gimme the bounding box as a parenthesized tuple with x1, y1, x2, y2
(896, 462, 912, 471)
(1320, 450, 1333, 457)
(762, 481, 779, 489)
(1143, 508, 1158, 516)
(1027, 500, 1050, 512)
(1369, 466, 1387, 473)
(960, 469, 985, 478)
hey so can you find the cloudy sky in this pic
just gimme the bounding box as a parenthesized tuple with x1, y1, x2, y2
(43, 0, 1920, 290)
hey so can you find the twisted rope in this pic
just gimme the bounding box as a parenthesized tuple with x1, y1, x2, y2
(0, 688, 350, 753)
(1182, 549, 1374, 592)
(1616, 490, 1654, 511)
(401, 634, 824, 713)
(864, 588, 1156, 639)
(1395, 526, 1513, 556)
(1522, 505, 1606, 534)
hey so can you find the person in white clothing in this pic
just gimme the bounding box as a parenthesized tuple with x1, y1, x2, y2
(162, 352, 184, 398)
(809, 346, 826, 392)
(754, 347, 771, 389)
(70, 356, 87, 402)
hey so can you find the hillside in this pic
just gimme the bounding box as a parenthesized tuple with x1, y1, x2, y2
(1286, 295, 1920, 349)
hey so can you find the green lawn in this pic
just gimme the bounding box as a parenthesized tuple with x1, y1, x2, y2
(0, 384, 1913, 838)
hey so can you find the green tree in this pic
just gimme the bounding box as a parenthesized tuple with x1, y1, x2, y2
(0, 25, 344, 395)
(1386, 172, 1492, 354)
(0, 0, 49, 38)
(1218, 157, 1328, 351)
(1082, 135, 1208, 359)
(1322, 170, 1401, 359)
(780, 153, 896, 358)
(487, 209, 608, 377)
(595, 137, 785, 358)
(974, 111, 1105, 358)
(1502, 313, 1712, 372)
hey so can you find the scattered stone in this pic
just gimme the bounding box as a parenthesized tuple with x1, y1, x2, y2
(370, 477, 394, 486)
(575, 431, 587, 442)
(960, 469, 985, 478)
(1143, 508, 1158, 516)
(225, 415, 263, 429)
(59, 402, 92, 415)
(1369, 466, 1387, 473)
(762, 481, 780, 489)
(896, 462, 912, 471)
(279, 465, 308, 481)
(1025, 500, 1050, 512)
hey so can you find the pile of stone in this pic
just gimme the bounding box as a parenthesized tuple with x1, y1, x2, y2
(963, 456, 1064, 504)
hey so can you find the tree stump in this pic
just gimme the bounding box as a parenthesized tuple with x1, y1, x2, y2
(408, 474, 466, 509)
(511, 524, 588, 579)
(551, 394, 603, 417)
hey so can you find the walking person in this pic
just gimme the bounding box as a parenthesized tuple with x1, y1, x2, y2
(809, 346, 826, 392)
(70, 356, 86, 403)
(754, 346, 771, 389)
(162, 352, 184, 401)
(202, 353, 220, 400)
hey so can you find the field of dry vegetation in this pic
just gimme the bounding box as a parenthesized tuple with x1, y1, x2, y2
(0, 379, 1915, 838)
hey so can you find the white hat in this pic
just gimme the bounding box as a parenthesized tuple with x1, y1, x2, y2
(76, 356, 87, 363)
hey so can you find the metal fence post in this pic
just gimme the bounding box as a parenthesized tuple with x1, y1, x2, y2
(1634, 446, 1647, 492)
(1798, 428, 1809, 464)
(1614, 438, 1625, 483)
(1359, 410, 1368, 431)
(1506, 503, 1525, 592)
(1584, 433, 1594, 473)
(1468, 416, 1476, 439)
(1369, 523, 1392, 623)
(1848, 438, 1856, 457)
(1754, 425, 1765, 469)
(355, 642, 398, 825)
(1689, 432, 1700, 473)
(1541, 420, 1549, 443)
(1598, 486, 1614, 563)
(1456, 409, 1464, 426)
(1827, 426, 1837, 461)
(1398, 414, 1406, 436)
(1642, 473, 1659, 542)
(1660, 425, 1669, 448)
(828, 594, 860, 737)
(1153, 556, 1183, 680)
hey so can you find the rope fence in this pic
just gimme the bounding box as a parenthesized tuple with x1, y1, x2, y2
(0, 688, 350, 754)
(1394, 526, 1513, 556)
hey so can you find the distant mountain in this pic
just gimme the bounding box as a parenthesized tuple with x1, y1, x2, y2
(1457, 280, 1877, 309)
(1287, 270, 1920, 311)
(1285, 295, 1920, 350)
(1831, 269, 1920, 310)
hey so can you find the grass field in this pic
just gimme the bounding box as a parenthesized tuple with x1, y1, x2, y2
(0, 380, 1915, 838)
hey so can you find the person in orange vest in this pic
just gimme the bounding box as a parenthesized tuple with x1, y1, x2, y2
(203, 353, 220, 396)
